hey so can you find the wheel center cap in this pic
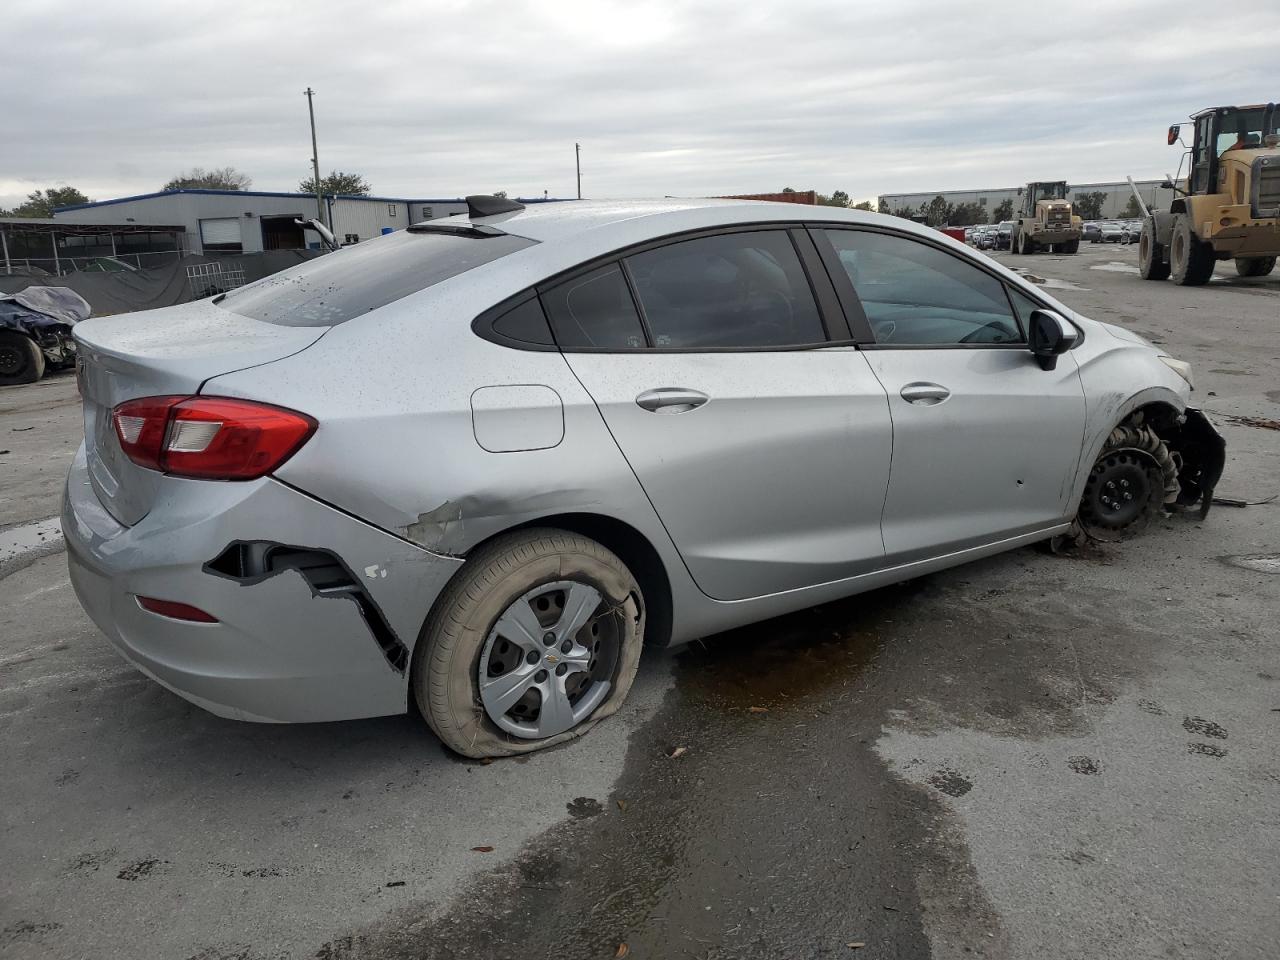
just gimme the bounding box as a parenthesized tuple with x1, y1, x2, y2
(545, 653, 559, 663)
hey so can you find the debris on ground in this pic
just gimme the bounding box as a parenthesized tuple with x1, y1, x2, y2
(614, 944, 630, 958)
(748, 706, 769, 714)
(667, 747, 688, 759)
(470, 845, 494, 853)
(1224, 415, 1280, 431)
(846, 942, 866, 950)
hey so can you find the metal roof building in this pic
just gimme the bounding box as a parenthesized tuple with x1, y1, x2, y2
(53, 190, 570, 256)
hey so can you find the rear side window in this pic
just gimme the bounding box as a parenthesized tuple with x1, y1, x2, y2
(216, 228, 536, 326)
(821, 229, 1021, 346)
(625, 231, 826, 348)
(541, 263, 647, 350)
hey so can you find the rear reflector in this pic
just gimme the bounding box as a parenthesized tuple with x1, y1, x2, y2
(112, 395, 316, 480)
(136, 596, 219, 623)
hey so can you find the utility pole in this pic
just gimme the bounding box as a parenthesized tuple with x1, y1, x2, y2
(304, 87, 326, 227)
(575, 142, 582, 200)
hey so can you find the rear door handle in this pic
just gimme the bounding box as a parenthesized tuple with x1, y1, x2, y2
(635, 388, 710, 414)
(899, 382, 951, 406)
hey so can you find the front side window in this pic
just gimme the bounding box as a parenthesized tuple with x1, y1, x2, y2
(625, 231, 827, 348)
(821, 229, 1021, 346)
(540, 263, 647, 350)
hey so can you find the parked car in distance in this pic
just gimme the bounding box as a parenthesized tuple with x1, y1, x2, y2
(63, 196, 1225, 758)
(1083, 222, 1103, 243)
(995, 221, 1014, 250)
(1121, 220, 1144, 244)
(1099, 221, 1126, 242)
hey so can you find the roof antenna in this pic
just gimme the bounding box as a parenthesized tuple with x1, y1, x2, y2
(466, 195, 526, 218)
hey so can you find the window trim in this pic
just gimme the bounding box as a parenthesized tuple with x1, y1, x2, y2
(470, 218, 1081, 354)
(811, 224, 1078, 350)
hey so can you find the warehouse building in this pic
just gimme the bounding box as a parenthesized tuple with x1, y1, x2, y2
(53, 190, 567, 255)
(878, 179, 1166, 220)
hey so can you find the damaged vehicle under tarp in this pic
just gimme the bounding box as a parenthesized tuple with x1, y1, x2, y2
(0, 286, 90, 385)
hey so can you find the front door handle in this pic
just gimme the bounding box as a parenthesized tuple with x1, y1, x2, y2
(635, 388, 710, 414)
(899, 382, 951, 406)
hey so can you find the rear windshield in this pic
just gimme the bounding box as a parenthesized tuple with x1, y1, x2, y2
(215, 228, 536, 326)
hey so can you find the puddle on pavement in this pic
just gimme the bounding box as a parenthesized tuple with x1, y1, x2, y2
(310, 579, 993, 960)
(676, 586, 902, 713)
(1090, 261, 1140, 274)
(1010, 268, 1089, 291)
(1221, 554, 1280, 574)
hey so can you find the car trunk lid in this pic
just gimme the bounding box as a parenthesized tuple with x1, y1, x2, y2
(74, 299, 326, 526)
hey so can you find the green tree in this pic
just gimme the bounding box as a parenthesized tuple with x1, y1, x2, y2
(923, 194, 954, 227)
(950, 202, 987, 226)
(0, 186, 91, 218)
(877, 198, 890, 215)
(1072, 191, 1106, 221)
(164, 166, 252, 191)
(890, 205, 915, 219)
(852, 200, 874, 211)
(815, 189, 849, 208)
(493, 190, 508, 199)
(990, 198, 1014, 222)
(1120, 195, 1143, 218)
(298, 169, 372, 196)
(781, 186, 796, 194)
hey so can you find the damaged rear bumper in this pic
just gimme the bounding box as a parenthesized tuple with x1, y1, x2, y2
(61, 445, 462, 722)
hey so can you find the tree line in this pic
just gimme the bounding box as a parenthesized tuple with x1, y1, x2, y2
(1, 166, 375, 218)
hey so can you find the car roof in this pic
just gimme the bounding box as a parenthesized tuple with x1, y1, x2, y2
(444, 197, 921, 249)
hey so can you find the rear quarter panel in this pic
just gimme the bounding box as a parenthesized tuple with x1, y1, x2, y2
(202, 271, 702, 636)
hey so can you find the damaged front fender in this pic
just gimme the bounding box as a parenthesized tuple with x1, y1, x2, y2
(1169, 407, 1227, 519)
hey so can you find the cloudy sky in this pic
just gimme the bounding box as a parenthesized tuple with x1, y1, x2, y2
(4, 0, 1279, 209)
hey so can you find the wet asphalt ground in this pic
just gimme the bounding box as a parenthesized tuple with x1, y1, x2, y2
(1, 243, 1278, 959)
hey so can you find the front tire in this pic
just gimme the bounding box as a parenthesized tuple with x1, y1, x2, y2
(413, 529, 644, 758)
(1170, 213, 1216, 285)
(1061, 239, 1080, 254)
(0, 331, 45, 385)
(1138, 223, 1170, 280)
(1235, 256, 1276, 277)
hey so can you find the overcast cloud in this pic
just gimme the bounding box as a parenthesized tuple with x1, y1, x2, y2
(4, 0, 1279, 208)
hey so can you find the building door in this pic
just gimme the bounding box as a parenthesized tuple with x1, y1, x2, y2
(260, 215, 306, 250)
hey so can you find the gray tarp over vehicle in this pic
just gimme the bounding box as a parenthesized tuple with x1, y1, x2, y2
(0, 286, 91, 385)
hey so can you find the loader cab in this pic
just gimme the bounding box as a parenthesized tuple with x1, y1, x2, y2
(1180, 103, 1278, 196)
(1020, 181, 1070, 217)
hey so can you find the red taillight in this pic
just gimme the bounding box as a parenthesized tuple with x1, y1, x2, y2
(136, 596, 219, 623)
(112, 395, 316, 480)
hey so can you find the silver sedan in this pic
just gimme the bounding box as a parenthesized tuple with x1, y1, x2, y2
(63, 197, 1225, 757)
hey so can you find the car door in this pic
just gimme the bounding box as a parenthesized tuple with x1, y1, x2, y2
(541, 227, 893, 601)
(813, 226, 1087, 564)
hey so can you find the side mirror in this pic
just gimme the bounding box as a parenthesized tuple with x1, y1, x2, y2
(1167, 124, 1181, 146)
(1028, 309, 1078, 371)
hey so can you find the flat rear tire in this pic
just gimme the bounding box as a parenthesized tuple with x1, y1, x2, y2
(412, 529, 645, 758)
